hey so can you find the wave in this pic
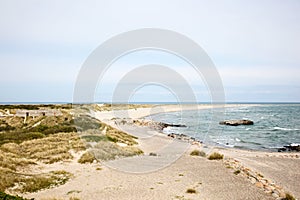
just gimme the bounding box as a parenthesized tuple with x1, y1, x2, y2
(273, 127, 299, 131)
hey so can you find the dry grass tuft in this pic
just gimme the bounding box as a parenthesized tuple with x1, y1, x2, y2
(186, 188, 196, 194)
(208, 152, 224, 160)
(0, 168, 71, 193)
(78, 151, 95, 164)
(284, 193, 296, 200)
(92, 141, 143, 161)
(0, 132, 84, 193)
(190, 149, 206, 157)
(105, 125, 137, 146)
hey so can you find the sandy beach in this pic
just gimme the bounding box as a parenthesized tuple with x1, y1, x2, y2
(24, 104, 299, 200)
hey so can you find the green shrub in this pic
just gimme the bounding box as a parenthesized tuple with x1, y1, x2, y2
(208, 152, 224, 160)
(0, 131, 45, 145)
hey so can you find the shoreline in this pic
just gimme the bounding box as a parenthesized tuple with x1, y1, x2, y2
(94, 104, 298, 154)
(93, 104, 300, 199)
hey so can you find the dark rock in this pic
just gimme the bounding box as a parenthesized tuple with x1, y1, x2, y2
(219, 120, 254, 126)
(283, 144, 300, 152)
(160, 122, 187, 129)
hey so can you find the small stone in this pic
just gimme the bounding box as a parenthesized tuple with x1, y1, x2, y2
(250, 177, 256, 184)
(261, 179, 268, 185)
(272, 192, 279, 198)
(264, 186, 272, 194)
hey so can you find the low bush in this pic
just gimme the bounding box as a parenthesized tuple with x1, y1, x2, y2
(78, 151, 95, 164)
(284, 193, 296, 200)
(186, 188, 196, 194)
(208, 152, 224, 160)
(190, 149, 206, 157)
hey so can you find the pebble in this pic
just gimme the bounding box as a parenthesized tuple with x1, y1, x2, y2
(250, 177, 256, 184)
(272, 192, 279, 198)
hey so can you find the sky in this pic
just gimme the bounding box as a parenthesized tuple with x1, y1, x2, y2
(0, 0, 299, 103)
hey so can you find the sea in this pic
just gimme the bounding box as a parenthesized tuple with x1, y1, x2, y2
(146, 104, 300, 151)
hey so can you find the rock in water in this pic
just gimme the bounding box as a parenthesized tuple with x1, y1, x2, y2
(219, 120, 254, 126)
(280, 143, 300, 152)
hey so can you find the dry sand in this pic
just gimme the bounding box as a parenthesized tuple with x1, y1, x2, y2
(24, 104, 299, 200)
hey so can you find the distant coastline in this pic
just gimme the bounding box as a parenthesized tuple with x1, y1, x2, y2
(1, 101, 300, 105)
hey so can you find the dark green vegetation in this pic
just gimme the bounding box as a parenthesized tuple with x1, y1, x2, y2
(0, 104, 72, 110)
(0, 192, 31, 200)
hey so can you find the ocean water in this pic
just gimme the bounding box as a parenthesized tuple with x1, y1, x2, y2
(147, 104, 300, 151)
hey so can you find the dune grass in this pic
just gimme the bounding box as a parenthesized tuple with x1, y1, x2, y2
(0, 168, 71, 193)
(0, 191, 29, 200)
(190, 149, 206, 157)
(78, 151, 96, 164)
(284, 193, 296, 200)
(104, 124, 138, 146)
(0, 132, 84, 193)
(0, 105, 143, 194)
(208, 152, 224, 160)
(92, 141, 143, 161)
(186, 188, 196, 194)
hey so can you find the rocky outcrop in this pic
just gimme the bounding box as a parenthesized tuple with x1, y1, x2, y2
(131, 119, 186, 131)
(219, 120, 254, 126)
(278, 144, 300, 152)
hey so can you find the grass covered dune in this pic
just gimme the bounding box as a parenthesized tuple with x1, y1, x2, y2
(0, 104, 144, 199)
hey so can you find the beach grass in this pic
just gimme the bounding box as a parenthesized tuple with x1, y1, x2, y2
(78, 151, 96, 164)
(190, 149, 206, 157)
(186, 188, 196, 194)
(92, 141, 143, 161)
(0, 105, 144, 194)
(208, 152, 224, 160)
(284, 193, 296, 200)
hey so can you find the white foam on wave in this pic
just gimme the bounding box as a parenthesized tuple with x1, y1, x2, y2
(273, 127, 299, 131)
(290, 143, 300, 146)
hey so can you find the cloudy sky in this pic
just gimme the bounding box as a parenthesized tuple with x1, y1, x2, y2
(0, 0, 299, 103)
